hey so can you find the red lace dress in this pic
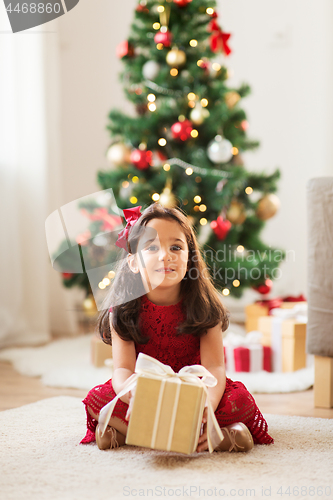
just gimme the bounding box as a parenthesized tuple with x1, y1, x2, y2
(81, 295, 273, 445)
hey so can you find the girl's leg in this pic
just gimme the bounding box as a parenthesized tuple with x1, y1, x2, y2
(215, 378, 274, 445)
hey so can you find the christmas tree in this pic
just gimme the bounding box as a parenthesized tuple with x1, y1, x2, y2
(59, 0, 283, 301)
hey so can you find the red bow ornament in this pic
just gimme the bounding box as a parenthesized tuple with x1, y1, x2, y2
(81, 208, 122, 232)
(209, 20, 232, 55)
(115, 206, 142, 251)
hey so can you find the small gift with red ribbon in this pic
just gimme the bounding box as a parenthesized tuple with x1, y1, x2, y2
(223, 331, 271, 373)
(245, 295, 307, 332)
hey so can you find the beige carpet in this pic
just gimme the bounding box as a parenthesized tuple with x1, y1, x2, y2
(1, 397, 332, 500)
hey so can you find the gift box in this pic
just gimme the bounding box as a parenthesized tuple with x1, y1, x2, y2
(258, 304, 307, 372)
(126, 374, 206, 454)
(223, 332, 272, 373)
(98, 353, 223, 454)
(245, 296, 307, 332)
(91, 335, 113, 367)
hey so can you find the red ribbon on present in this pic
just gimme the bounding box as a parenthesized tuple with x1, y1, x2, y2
(256, 294, 306, 313)
(209, 20, 231, 55)
(115, 206, 142, 251)
(256, 298, 283, 312)
(282, 294, 306, 303)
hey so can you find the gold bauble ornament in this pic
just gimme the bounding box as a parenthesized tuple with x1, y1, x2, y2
(224, 91, 241, 109)
(159, 178, 177, 208)
(226, 200, 246, 225)
(83, 294, 98, 317)
(256, 194, 280, 220)
(107, 143, 131, 166)
(190, 105, 210, 125)
(166, 47, 186, 68)
(232, 153, 244, 166)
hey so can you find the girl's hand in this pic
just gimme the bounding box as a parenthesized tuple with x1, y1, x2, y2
(125, 389, 135, 421)
(196, 406, 208, 453)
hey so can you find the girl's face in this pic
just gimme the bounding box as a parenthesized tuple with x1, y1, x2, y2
(128, 218, 189, 293)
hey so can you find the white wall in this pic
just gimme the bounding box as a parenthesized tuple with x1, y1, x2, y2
(218, 0, 333, 315)
(51, 0, 333, 322)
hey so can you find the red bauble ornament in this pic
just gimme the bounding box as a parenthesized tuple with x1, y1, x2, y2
(116, 41, 134, 59)
(154, 30, 173, 47)
(171, 120, 193, 141)
(241, 120, 249, 131)
(136, 4, 149, 13)
(151, 150, 168, 167)
(173, 0, 192, 6)
(253, 279, 273, 295)
(130, 149, 153, 170)
(210, 217, 232, 241)
(62, 272, 74, 280)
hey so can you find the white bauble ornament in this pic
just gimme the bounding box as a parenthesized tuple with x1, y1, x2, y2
(190, 105, 210, 126)
(107, 143, 131, 166)
(207, 135, 233, 163)
(142, 60, 160, 80)
(119, 183, 133, 200)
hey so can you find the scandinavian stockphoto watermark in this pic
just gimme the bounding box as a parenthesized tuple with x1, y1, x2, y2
(3, 0, 80, 33)
(45, 189, 292, 311)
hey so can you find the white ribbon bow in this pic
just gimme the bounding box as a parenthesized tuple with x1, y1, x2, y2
(223, 330, 263, 347)
(98, 353, 223, 453)
(270, 303, 308, 323)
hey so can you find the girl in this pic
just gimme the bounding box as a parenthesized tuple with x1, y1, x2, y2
(81, 203, 273, 453)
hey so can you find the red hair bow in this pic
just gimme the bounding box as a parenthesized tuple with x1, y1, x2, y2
(115, 206, 142, 251)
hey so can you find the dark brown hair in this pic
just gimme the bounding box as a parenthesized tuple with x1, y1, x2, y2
(98, 203, 229, 345)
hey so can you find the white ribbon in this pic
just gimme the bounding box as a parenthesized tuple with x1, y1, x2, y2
(270, 303, 308, 323)
(223, 330, 263, 347)
(270, 304, 307, 372)
(98, 353, 223, 453)
(271, 317, 283, 372)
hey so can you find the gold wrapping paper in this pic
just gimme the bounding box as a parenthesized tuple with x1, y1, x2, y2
(245, 301, 307, 332)
(91, 335, 113, 367)
(98, 353, 224, 453)
(126, 375, 206, 454)
(258, 316, 307, 372)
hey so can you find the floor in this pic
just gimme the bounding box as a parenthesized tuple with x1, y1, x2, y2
(1, 360, 333, 418)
